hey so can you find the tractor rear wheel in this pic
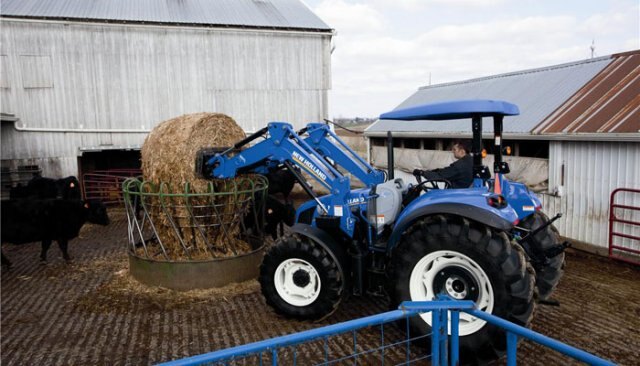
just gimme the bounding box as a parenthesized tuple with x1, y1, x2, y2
(388, 215, 535, 365)
(518, 211, 565, 300)
(259, 233, 345, 320)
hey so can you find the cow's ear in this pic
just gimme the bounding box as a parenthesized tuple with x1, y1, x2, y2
(84, 202, 90, 209)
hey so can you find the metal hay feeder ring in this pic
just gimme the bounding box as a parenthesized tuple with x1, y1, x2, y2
(122, 176, 269, 290)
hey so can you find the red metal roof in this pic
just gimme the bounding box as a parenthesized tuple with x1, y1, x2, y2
(534, 50, 640, 135)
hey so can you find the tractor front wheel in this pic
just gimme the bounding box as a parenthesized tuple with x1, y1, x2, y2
(388, 215, 536, 365)
(259, 233, 345, 320)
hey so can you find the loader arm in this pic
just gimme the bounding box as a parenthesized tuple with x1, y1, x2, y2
(203, 122, 360, 236)
(303, 123, 385, 188)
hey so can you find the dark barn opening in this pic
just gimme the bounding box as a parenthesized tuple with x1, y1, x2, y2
(79, 149, 141, 173)
(78, 149, 142, 203)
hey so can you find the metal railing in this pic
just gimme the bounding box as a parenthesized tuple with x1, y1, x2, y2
(123, 176, 268, 260)
(0, 165, 42, 200)
(609, 188, 640, 265)
(157, 298, 616, 366)
(82, 169, 142, 204)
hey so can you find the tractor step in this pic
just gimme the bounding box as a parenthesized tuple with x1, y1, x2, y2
(365, 265, 387, 297)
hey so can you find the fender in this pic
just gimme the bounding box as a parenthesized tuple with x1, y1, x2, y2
(387, 202, 515, 252)
(502, 180, 542, 220)
(290, 223, 349, 278)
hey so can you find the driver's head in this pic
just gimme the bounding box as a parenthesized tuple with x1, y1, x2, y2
(451, 140, 470, 160)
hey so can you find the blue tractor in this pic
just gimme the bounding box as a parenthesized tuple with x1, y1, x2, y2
(199, 99, 565, 364)
(381, 100, 566, 303)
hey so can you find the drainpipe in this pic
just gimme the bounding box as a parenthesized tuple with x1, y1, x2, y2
(12, 121, 150, 133)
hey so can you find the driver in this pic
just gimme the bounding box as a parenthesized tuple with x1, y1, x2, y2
(413, 140, 473, 188)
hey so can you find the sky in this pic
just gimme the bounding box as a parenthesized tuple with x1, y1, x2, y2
(303, 0, 640, 118)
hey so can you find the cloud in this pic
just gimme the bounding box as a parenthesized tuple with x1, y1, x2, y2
(314, 0, 386, 34)
(371, 0, 507, 10)
(311, 0, 639, 117)
(581, 3, 639, 39)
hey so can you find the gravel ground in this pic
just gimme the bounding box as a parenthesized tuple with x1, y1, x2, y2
(2, 208, 639, 365)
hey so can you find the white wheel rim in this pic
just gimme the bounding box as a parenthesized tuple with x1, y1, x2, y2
(409, 250, 494, 336)
(274, 258, 321, 307)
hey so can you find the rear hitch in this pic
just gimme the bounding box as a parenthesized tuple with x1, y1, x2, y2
(517, 213, 563, 243)
(545, 241, 571, 259)
(519, 240, 570, 269)
(515, 213, 569, 269)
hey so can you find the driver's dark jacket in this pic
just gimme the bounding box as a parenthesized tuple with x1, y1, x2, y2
(422, 154, 473, 188)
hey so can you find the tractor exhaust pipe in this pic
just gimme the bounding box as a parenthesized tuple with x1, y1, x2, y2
(387, 131, 394, 180)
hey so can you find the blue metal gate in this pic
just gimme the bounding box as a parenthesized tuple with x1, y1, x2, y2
(158, 298, 616, 366)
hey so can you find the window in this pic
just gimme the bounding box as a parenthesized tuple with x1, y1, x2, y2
(403, 138, 421, 149)
(371, 137, 386, 147)
(441, 139, 454, 151)
(20, 55, 53, 88)
(422, 139, 437, 150)
(515, 140, 549, 158)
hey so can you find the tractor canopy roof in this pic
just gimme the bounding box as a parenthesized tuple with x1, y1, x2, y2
(379, 99, 519, 121)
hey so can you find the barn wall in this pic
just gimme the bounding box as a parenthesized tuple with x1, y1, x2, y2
(0, 19, 331, 177)
(541, 141, 640, 252)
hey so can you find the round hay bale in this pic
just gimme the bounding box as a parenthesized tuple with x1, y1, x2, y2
(141, 113, 245, 190)
(140, 113, 252, 260)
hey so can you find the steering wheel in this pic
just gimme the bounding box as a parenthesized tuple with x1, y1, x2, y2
(413, 171, 452, 192)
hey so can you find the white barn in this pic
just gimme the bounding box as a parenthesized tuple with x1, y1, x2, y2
(0, 0, 332, 178)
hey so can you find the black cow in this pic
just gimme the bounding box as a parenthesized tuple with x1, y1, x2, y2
(7, 175, 83, 266)
(8, 184, 31, 198)
(265, 168, 296, 199)
(244, 168, 297, 239)
(10, 176, 81, 200)
(239, 168, 298, 240)
(264, 195, 296, 239)
(1, 199, 110, 267)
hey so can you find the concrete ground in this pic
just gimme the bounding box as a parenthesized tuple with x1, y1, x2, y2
(1, 208, 639, 365)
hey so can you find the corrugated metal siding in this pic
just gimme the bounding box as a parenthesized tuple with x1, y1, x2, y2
(0, 0, 331, 31)
(365, 57, 612, 135)
(534, 51, 640, 134)
(0, 55, 11, 88)
(541, 141, 640, 250)
(0, 20, 331, 177)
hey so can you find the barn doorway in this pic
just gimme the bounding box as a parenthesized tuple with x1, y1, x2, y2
(79, 149, 141, 173)
(78, 148, 142, 204)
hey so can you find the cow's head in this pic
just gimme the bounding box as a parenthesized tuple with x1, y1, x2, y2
(84, 200, 110, 226)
